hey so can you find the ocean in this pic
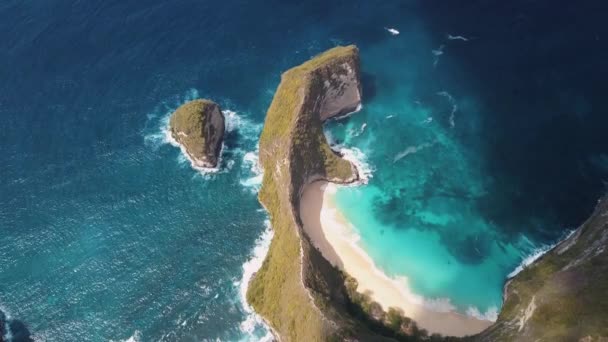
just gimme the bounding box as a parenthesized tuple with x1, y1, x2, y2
(1, 0, 607, 341)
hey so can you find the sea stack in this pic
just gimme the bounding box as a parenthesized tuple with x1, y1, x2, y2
(169, 99, 225, 169)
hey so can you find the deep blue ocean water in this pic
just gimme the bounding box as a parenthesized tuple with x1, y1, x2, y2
(1, 1, 607, 341)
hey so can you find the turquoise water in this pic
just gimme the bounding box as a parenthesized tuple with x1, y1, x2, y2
(1, 1, 607, 340)
(327, 8, 608, 318)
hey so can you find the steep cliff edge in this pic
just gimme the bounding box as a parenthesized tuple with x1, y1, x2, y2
(478, 196, 608, 341)
(246, 45, 396, 341)
(169, 99, 225, 169)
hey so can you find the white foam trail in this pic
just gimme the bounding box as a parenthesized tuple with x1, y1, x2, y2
(393, 141, 435, 162)
(421, 297, 457, 313)
(432, 45, 445, 56)
(143, 88, 200, 150)
(109, 330, 142, 342)
(331, 103, 363, 121)
(348, 123, 367, 138)
(447, 34, 469, 41)
(164, 125, 224, 174)
(385, 114, 395, 119)
(507, 240, 556, 279)
(0, 304, 11, 342)
(123, 331, 142, 342)
(422, 117, 433, 124)
(432, 45, 445, 67)
(437, 91, 458, 128)
(4, 327, 12, 342)
(466, 306, 498, 322)
(236, 221, 274, 342)
(319, 200, 495, 321)
(143, 90, 263, 178)
(385, 27, 400, 35)
(335, 146, 374, 184)
(224, 110, 262, 136)
(240, 150, 264, 192)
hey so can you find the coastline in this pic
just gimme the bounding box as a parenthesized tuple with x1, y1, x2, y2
(299, 181, 493, 337)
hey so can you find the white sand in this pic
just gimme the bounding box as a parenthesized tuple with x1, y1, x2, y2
(299, 181, 493, 337)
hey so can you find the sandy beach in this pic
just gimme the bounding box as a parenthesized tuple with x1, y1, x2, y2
(299, 181, 493, 337)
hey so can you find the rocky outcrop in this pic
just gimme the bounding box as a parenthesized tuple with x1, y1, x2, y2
(477, 196, 608, 341)
(169, 99, 225, 169)
(247, 45, 396, 341)
(316, 56, 362, 121)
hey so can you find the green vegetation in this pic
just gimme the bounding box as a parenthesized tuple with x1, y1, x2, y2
(479, 197, 608, 341)
(248, 44, 463, 342)
(248, 45, 360, 342)
(169, 99, 223, 166)
(248, 43, 608, 342)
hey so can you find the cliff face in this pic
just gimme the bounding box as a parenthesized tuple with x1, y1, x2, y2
(169, 99, 225, 169)
(478, 197, 608, 341)
(247, 45, 392, 341)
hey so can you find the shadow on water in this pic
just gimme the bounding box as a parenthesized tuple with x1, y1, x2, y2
(361, 72, 378, 104)
(0, 309, 34, 342)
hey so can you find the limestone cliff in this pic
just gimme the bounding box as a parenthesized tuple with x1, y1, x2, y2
(246, 44, 608, 342)
(246, 45, 398, 341)
(169, 99, 225, 169)
(477, 196, 608, 341)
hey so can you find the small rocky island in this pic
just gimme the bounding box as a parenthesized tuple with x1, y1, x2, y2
(169, 99, 225, 169)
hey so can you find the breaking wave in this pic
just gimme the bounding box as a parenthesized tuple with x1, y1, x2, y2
(466, 306, 498, 322)
(143, 89, 263, 178)
(437, 90, 458, 128)
(336, 146, 374, 184)
(507, 230, 576, 278)
(235, 221, 274, 342)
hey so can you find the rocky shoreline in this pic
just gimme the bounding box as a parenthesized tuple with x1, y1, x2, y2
(168, 99, 225, 169)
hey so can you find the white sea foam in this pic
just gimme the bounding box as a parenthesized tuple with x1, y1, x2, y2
(164, 124, 224, 174)
(109, 330, 142, 342)
(393, 141, 435, 162)
(432, 45, 445, 56)
(321, 209, 496, 322)
(123, 330, 142, 342)
(506, 230, 577, 279)
(507, 246, 552, 279)
(348, 122, 367, 137)
(331, 103, 363, 121)
(0, 303, 11, 342)
(143, 90, 263, 179)
(224, 110, 263, 137)
(421, 297, 457, 313)
(437, 90, 458, 128)
(432, 44, 445, 67)
(447, 34, 470, 42)
(466, 306, 498, 322)
(335, 146, 374, 184)
(240, 150, 264, 192)
(385, 27, 400, 35)
(236, 221, 274, 342)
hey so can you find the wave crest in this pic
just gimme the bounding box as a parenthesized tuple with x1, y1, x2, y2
(235, 221, 274, 341)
